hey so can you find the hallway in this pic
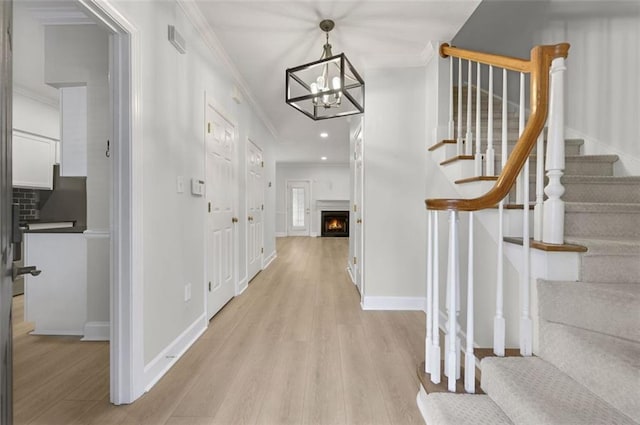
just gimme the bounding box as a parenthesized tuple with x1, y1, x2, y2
(14, 237, 425, 425)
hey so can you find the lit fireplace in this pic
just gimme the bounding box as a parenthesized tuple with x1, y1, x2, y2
(321, 211, 349, 237)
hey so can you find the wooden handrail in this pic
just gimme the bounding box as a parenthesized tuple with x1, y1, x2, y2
(440, 44, 532, 73)
(426, 43, 570, 212)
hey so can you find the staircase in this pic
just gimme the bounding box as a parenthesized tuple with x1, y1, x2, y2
(420, 69, 640, 424)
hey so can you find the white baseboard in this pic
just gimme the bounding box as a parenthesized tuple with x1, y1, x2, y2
(416, 384, 429, 424)
(361, 296, 426, 311)
(262, 251, 277, 269)
(346, 265, 355, 285)
(310, 232, 319, 237)
(275, 232, 287, 238)
(143, 313, 207, 392)
(81, 321, 110, 341)
(236, 277, 248, 296)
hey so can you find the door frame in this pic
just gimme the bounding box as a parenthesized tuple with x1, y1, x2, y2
(245, 137, 263, 282)
(77, 0, 142, 404)
(286, 179, 311, 237)
(203, 93, 239, 312)
(352, 122, 365, 304)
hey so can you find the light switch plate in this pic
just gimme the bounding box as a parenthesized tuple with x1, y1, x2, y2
(191, 178, 205, 196)
(177, 176, 184, 193)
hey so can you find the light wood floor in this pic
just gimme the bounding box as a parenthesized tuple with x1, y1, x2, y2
(13, 237, 426, 425)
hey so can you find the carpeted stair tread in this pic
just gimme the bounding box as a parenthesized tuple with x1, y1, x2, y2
(538, 280, 640, 340)
(564, 236, 640, 253)
(423, 393, 513, 425)
(481, 356, 637, 425)
(538, 321, 640, 421)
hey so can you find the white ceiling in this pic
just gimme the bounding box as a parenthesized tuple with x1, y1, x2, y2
(193, 1, 481, 164)
(15, 0, 481, 164)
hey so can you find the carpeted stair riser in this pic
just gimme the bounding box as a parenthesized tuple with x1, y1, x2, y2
(538, 320, 640, 421)
(565, 207, 640, 238)
(462, 139, 582, 160)
(579, 254, 640, 284)
(561, 177, 640, 203)
(537, 280, 640, 341)
(480, 356, 636, 425)
(423, 393, 514, 425)
(494, 155, 616, 179)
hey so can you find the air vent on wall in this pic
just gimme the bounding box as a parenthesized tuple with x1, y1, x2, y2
(168, 25, 186, 54)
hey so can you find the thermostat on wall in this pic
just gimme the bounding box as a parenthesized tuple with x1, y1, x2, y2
(191, 179, 204, 196)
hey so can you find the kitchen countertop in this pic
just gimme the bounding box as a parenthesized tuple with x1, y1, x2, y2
(21, 220, 86, 234)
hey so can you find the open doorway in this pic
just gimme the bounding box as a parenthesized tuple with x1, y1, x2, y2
(2, 1, 140, 420)
(10, 4, 113, 422)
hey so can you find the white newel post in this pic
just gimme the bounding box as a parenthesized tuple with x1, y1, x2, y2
(425, 211, 434, 374)
(543, 57, 566, 244)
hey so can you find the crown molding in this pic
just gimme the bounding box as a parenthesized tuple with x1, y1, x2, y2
(13, 84, 59, 108)
(27, 4, 96, 26)
(175, 0, 279, 142)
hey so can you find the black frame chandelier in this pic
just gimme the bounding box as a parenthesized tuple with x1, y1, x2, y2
(285, 19, 365, 121)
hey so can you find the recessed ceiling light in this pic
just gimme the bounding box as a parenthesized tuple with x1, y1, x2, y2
(321, 156, 327, 161)
(320, 132, 328, 138)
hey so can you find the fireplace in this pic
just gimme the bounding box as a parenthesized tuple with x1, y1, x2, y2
(321, 210, 349, 237)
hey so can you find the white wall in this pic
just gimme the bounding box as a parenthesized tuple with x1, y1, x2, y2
(361, 66, 428, 306)
(275, 163, 350, 236)
(12, 3, 59, 138)
(109, 1, 277, 368)
(453, 1, 640, 175)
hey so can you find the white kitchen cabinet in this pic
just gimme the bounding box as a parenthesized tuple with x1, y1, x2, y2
(12, 129, 57, 189)
(59, 86, 87, 176)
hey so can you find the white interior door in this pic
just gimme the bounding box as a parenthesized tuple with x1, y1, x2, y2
(353, 125, 364, 295)
(247, 139, 263, 282)
(287, 181, 310, 236)
(205, 100, 236, 320)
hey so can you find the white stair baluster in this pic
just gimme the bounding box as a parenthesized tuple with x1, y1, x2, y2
(534, 131, 545, 241)
(425, 211, 434, 374)
(465, 61, 473, 156)
(431, 211, 441, 384)
(494, 68, 507, 356)
(521, 156, 533, 356)
(543, 57, 567, 244)
(457, 58, 463, 156)
(486, 65, 495, 176)
(446, 210, 460, 392)
(475, 62, 482, 176)
(516, 72, 526, 203)
(464, 212, 476, 393)
(448, 57, 455, 140)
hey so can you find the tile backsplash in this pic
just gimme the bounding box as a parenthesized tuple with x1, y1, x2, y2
(13, 188, 40, 221)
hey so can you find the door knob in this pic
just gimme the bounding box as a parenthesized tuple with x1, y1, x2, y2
(232, 217, 238, 223)
(13, 265, 41, 281)
(357, 218, 362, 224)
(248, 216, 253, 221)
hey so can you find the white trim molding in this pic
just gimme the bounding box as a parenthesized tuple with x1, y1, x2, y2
(361, 296, 426, 311)
(81, 321, 110, 341)
(78, 0, 144, 405)
(143, 314, 207, 392)
(262, 250, 277, 269)
(275, 232, 288, 238)
(236, 277, 248, 296)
